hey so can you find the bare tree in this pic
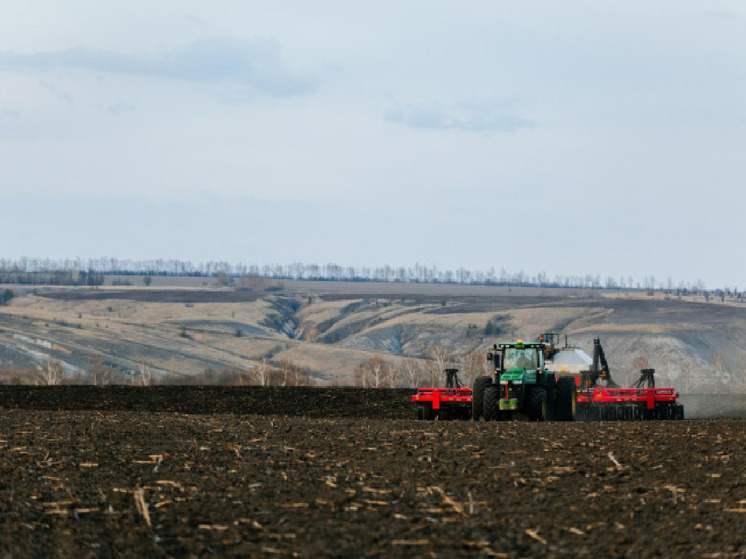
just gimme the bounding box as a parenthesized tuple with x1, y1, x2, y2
(236, 273, 269, 292)
(385, 362, 400, 388)
(88, 364, 113, 386)
(633, 355, 649, 371)
(38, 357, 62, 385)
(137, 361, 152, 386)
(355, 355, 393, 388)
(251, 359, 273, 386)
(230, 369, 251, 386)
(167, 356, 178, 383)
(276, 359, 309, 386)
(461, 348, 490, 386)
(425, 346, 456, 387)
(215, 271, 234, 287)
(399, 358, 424, 388)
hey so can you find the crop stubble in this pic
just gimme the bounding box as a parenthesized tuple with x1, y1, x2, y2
(0, 386, 744, 558)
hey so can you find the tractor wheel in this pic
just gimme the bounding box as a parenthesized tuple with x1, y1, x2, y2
(577, 403, 588, 421)
(483, 384, 501, 421)
(526, 386, 547, 421)
(556, 377, 577, 421)
(658, 404, 671, 420)
(472, 376, 492, 421)
(422, 404, 433, 421)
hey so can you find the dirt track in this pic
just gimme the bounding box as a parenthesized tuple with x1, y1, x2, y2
(0, 387, 744, 557)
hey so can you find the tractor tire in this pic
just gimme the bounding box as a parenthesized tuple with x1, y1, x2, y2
(422, 404, 433, 421)
(483, 384, 501, 421)
(526, 386, 547, 421)
(472, 376, 492, 421)
(658, 404, 671, 420)
(556, 377, 577, 421)
(577, 403, 588, 421)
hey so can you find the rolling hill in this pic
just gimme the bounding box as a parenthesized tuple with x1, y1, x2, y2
(0, 278, 744, 393)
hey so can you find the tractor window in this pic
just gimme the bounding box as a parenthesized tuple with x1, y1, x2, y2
(503, 348, 540, 370)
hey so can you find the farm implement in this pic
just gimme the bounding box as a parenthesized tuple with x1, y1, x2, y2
(414, 334, 684, 421)
(412, 368, 473, 420)
(574, 337, 684, 420)
(576, 385, 683, 420)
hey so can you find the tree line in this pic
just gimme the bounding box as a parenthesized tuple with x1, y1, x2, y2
(16, 351, 472, 389)
(0, 257, 732, 294)
(6, 357, 312, 387)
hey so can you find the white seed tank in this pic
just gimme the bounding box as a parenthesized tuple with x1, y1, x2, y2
(545, 346, 592, 374)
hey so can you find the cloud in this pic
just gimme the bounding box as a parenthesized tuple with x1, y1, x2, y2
(0, 108, 19, 118)
(0, 37, 314, 97)
(38, 80, 73, 106)
(107, 102, 136, 115)
(701, 9, 743, 21)
(384, 100, 534, 133)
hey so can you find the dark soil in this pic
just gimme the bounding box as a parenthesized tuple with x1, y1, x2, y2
(0, 386, 744, 558)
(0, 386, 413, 418)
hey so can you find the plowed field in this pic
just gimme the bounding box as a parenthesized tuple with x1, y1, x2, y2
(0, 387, 744, 558)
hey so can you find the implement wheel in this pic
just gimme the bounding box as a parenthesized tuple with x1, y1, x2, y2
(556, 377, 577, 421)
(527, 386, 547, 421)
(483, 384, 501, 421)
(658, 404, 671, 420)
(472, 376, 492, 421)
(422, 404, 433, 421)
(674, 404, 685, 420)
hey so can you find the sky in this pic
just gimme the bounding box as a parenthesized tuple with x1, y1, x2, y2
(1, 1, 745, 289)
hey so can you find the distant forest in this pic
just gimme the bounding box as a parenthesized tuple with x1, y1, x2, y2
(0, 257, 735, 296)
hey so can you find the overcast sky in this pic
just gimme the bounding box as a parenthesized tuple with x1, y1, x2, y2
(1, 1, 745, 288)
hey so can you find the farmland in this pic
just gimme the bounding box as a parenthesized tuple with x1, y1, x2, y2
(0, 386, 744, 557)
(1, 280, 745, 556)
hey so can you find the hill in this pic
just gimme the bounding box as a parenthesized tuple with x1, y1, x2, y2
(0, 279, 745, 392)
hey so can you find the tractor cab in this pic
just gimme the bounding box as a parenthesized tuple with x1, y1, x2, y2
(487, 340, 547, 381)
(503, 344, 543, 371)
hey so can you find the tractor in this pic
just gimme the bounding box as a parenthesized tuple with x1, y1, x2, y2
(472, 336, 577, 421)
(414, 333, 684, 421)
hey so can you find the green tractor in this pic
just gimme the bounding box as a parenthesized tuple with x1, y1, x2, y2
(473, 336, 577, 421)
